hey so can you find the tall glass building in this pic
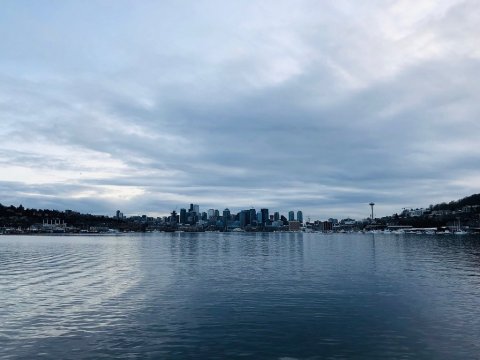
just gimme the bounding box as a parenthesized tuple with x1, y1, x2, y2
(297, 211, 303, 223)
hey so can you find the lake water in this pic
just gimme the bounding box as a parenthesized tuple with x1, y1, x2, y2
(1, 232, 480, 359)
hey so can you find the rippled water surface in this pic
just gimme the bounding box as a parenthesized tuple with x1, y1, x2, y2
(1, 233, 480, 359)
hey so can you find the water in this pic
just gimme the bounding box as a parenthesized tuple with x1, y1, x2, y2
(1, 232, 480, 359)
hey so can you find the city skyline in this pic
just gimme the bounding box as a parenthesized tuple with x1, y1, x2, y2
(1, 1, 479, 219)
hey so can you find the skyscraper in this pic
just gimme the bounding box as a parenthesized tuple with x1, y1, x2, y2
(207, 209, 215, 219)
(180, 208, 187, 224)
(239, 211, 247, 228)
(249, 209, 256, 225)
(288, 211, 295, 221)
(193, 204, 200, 214)
(297, 211, 303, 223)
(261, 208, 269, 225)
(223, 208, 230, 229)
(274, 212, 280, 221)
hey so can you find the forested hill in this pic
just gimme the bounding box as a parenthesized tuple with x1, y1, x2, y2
(431, 193, 480, 211)
(0, 203, 130, 230)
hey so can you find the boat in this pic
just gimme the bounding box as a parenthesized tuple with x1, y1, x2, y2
(454, 219, 468, 235)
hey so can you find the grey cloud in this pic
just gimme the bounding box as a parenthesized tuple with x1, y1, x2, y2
(1, 1, 479, 219)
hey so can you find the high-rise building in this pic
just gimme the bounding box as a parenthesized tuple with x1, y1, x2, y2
(244, 210, 251, 226)
(288, 211, 295, 221)
(223, 208, 231, 229)
(257, 212, 263, 224)
(297, 211, 303, 223)
(249, 209, 256, 224)
(239, 211, 247, 228)
(208, 209, 215, 219)
(193, 204, 200, 214)
(261, 209, 269, 225)
(170, 210, 178, 225)
(274, 212, 280, 221)
(180, 208, 187, 224)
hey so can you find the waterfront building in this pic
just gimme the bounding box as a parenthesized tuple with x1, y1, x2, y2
(272, 220, 283, 228)
(322, 221, 333, 231)
(274, 212, 280, 221)
(297, 211, 303, 223)
(289, 221, 301, 231)
(288, 211, 295, 221)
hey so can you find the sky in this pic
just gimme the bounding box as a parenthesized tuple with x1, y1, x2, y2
(1, 0, 479, 220)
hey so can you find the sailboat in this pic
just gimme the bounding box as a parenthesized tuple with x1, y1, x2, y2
(454, 219, 468, 235)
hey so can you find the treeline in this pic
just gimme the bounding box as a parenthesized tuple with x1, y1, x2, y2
(0, 203, 135, 230)
(384, 193, 480, 229)
(395, 216, 447, 229)
(430, 193, 480, 211)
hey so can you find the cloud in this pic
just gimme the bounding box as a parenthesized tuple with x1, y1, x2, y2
(1, 0, 479, 219)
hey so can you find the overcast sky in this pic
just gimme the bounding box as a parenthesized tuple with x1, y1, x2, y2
(1, 0, 479, 219)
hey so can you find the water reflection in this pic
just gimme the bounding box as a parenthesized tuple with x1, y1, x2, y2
(1, 233, 480, 359)
(0, 236, 146, 355)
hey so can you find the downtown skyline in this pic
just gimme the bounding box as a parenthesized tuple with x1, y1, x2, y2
(1, 1, 480, 219)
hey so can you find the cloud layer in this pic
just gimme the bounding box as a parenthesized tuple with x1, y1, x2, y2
(1, 0, 479, 219)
